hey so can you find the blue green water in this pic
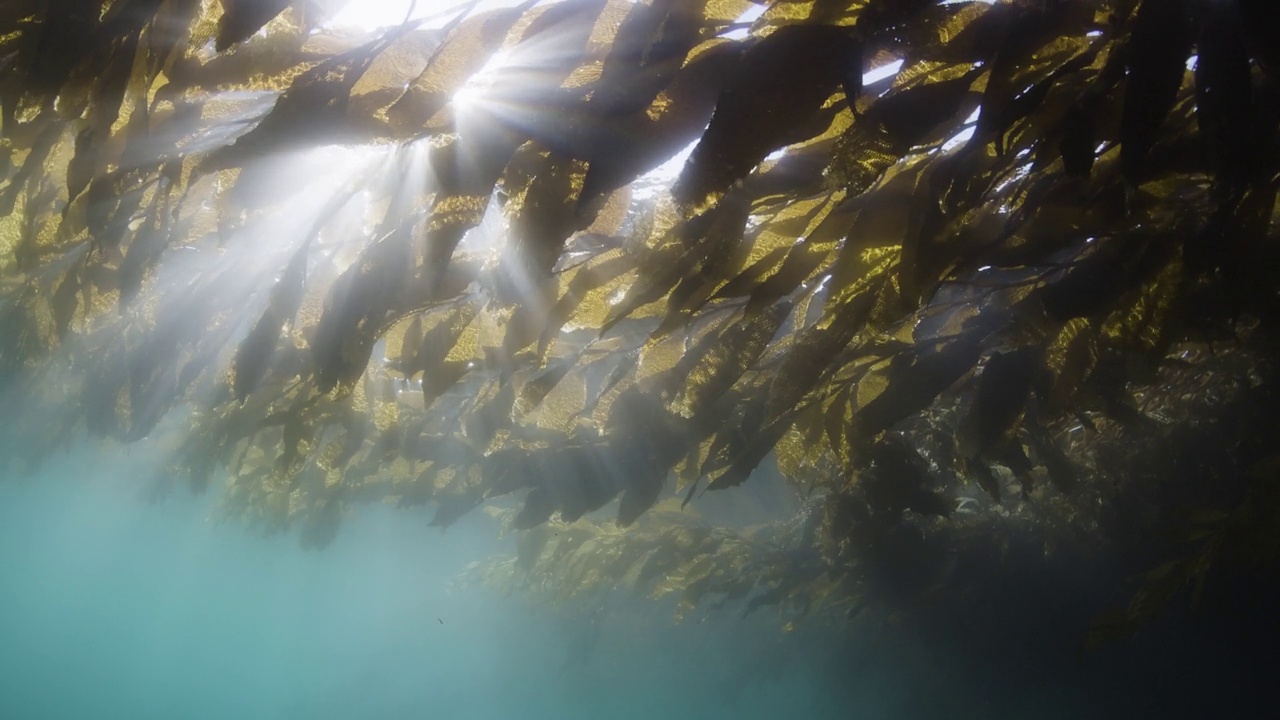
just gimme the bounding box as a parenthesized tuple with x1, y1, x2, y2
(0, 447, 870, 720)
(5, 445, 1270, 719)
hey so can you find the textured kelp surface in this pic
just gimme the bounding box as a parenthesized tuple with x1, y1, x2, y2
(2, 0, 1279, 645)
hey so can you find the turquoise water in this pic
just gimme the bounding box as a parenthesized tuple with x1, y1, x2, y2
(4, 445, 1272, 719)
(0, 447, 868, 720)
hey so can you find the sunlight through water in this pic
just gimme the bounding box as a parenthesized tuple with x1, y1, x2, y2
(3, 2, 1275, 718)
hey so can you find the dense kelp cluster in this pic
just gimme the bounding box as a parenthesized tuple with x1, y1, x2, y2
(2, 0, 1279, 637)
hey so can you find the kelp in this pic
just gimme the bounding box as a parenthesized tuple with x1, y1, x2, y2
(2, 0, 1279, 643)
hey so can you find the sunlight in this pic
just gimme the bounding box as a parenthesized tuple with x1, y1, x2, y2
(720, 4, 767, 40)
(634, 137, 700, 200)
(451, 49, 517, 114)
(864, 59, 904, 86)
(2, 4, 1274, 718)
(326, 0, 537, 31)
(327, 0, 645, 32)
(326, 0, 432, 30)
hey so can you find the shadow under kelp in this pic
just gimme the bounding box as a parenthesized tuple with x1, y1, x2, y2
(818, 515, 1280, 720)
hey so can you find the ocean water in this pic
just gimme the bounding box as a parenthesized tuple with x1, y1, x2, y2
(0, 445, 862, 720)
(3, 443, 1273, 720)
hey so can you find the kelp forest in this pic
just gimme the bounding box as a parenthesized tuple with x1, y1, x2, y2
(2, 0, 1279, 717)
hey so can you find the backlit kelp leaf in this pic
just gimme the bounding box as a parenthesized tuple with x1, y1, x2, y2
(856, 0, 941, 41)
(825, 201, 906, 311)
(896, 163, 974, 307)
(499, 143, 590, 281)
(232, 238, 311, 401)
(901, 0, 1010, 65)
(159, 20, 318, 100)
(117, 196, 174, 309)
(465, 0, 614, 147)
(576, 41, 741, 212)
(827, 63, 983, 194)
(232, 307, 284, 402)
(0, 117, 57, 216)
(738, 199, 855, 315)
(79, 168, 156, 258)
(387, 314, 424, 375)
(49, 266, 81, 340)
(516, 0, 609, 50)
(0, 290, 53, 383)
(387, 1, 536, 134)
(712, 246, 789, 305)
(0, 2, 38, 40)
(709, 188, 842, 302)
(852, 334, 986, 438)
(205, 21, 424, 172)
(763, 281, 882, 427)
(514, 483, 558, 530)
(699, 401, 798, 494)
(347, 27, 457, 138)
(956, 346, 1041, 461)
(582, 0, 705, 117)
(19, 0, 102, 100)
(673, 24, 860, 210)
(1037, 234, 1151, 323)
(65, 128, 98, 203)
(596, 390, 689, 525)
(125, 343, 184, 443)
(463, 374, 518, 450)
(822, 383, 857, 473)
(668, 301, 791, 420)
(423, 126, 520, 267)
(526, 363, 592, 433)
(538, 247, 631, 356)
(1098, 249, 1181, 359)
(601, 189, 751, 334)
(881, 62, 987, 151)
(432, 484, 487, 529)
(1119, 0, 1194, 185)
(657, 193, 823, 332)
(972, 0, 1093, 156)
(527, 445, 622, 523)
(514, 360, 575, 418)
(68, 0, 164, 146)
(312, 226, 415, 393)
(216, 0, 291, 52)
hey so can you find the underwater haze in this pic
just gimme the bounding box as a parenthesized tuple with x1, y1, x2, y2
(3, 441, 1277, 720)
(4, 0, 1280, 717)
(1, 444, 872, 720)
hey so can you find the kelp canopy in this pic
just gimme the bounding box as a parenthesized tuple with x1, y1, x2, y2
(2, 0, 1279, 640)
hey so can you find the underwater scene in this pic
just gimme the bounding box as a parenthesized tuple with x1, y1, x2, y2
(0, 447, 965, 720)
(4, 441, 1274, 720)
(3, 435, 1277, 719)
(3, 0, 1280, 717)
